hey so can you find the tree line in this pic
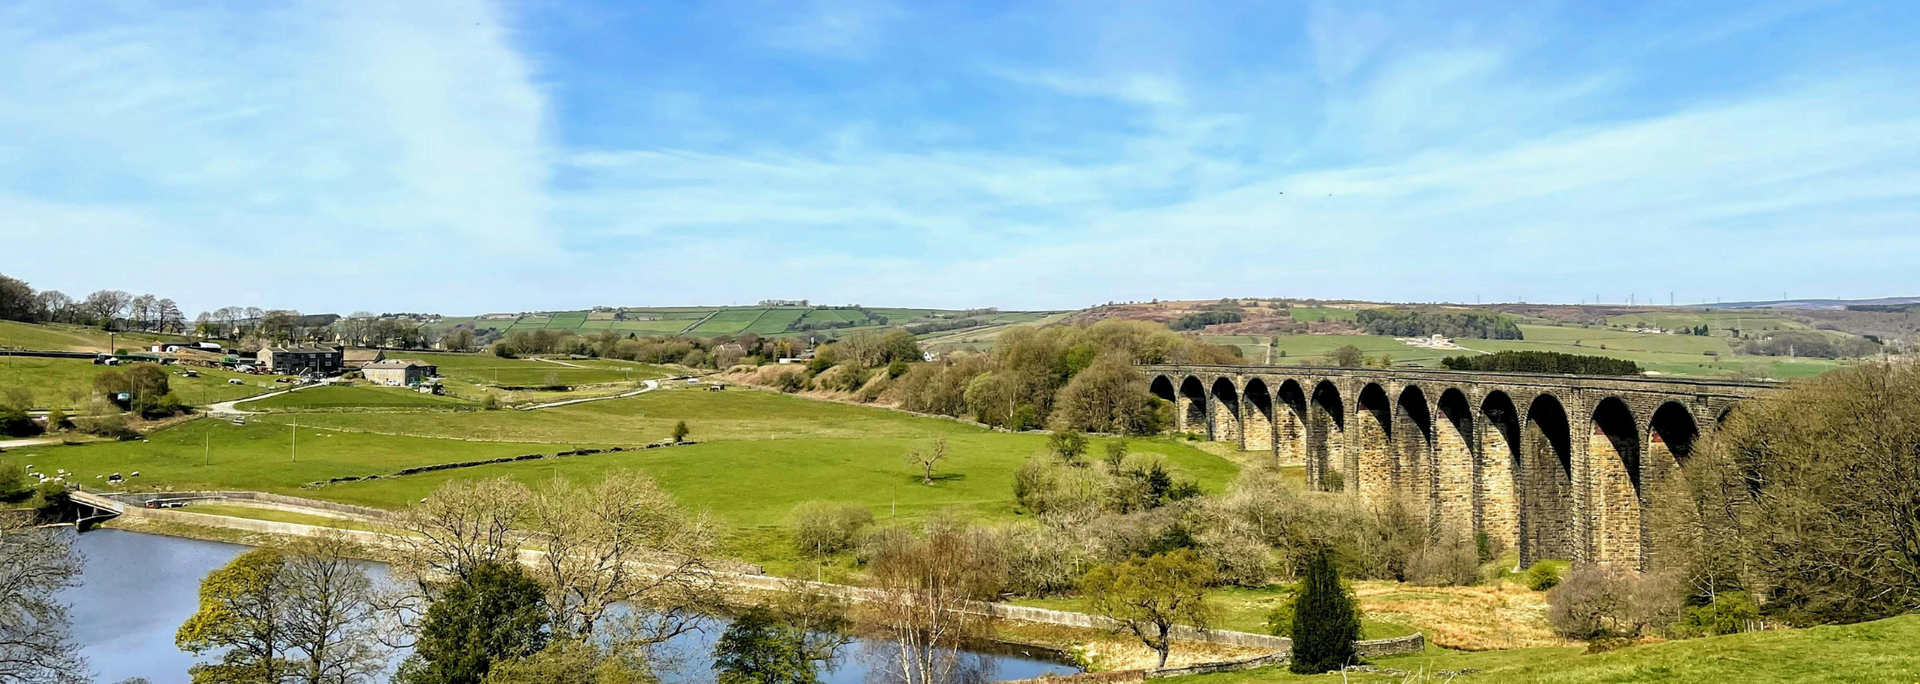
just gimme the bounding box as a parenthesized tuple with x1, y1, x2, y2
(1356, 308, 1523, 340)
(1441, 350, 1642, 375)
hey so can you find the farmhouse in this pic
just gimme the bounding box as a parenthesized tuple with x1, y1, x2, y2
(361, 359, 437, 386)
(257, 346, 344, 375)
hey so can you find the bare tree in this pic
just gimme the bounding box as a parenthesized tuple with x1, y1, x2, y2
(280, 534, 387, 684)
(81, 289, 131, 329)
(34, 291, 72, 324)
(383, 478, 532, 642)
(0, 516, 87, 684)
(523, 472, 719, 645)
(905, 435, 950, 485)
(863, 517, 1003, 684)
(156, 298, 185, 334)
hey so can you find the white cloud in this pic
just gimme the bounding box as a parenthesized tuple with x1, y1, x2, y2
(0, 0, 557, 313)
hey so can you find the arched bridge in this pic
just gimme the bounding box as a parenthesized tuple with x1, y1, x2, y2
(1142, 364, 1777, 568)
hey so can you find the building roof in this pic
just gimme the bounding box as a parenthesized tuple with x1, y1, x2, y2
(266, 346, 341, 354)
(343, 349, 386, 362)
(364, 359, 435, 369)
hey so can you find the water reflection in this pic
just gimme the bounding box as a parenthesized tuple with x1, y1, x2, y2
(62, 530, 1079, 684)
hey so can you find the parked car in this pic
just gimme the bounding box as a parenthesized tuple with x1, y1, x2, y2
(228, 378, 244, 385)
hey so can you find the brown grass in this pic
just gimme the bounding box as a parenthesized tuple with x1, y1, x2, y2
(1355, 579, 1568, 651)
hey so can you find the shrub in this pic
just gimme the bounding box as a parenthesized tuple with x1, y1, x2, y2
(0, 460, 28, 499)
(77, 412, 137, 440)
(1318, 469, 1344, 492)
(1263, 591, 1298, 638)
(1547, 566, 1684, 640)
(789, 501, 875, 558)
(132, 392, 186, 419)
(1290, 548, 1361, 674)
(479, 394, 501, 411)
(1673, 592, 1761, 637)
(886, 359, 910, 379)
(993, 524, 1085, 597)
(1047, 429, 1088, 466)
(1524, 562, 1564, 591)
(0, 406, 43, 437)
(773, 370, 806, 393)
(1407, 536, 1479, 587)
(1007, 404, 1040, 431)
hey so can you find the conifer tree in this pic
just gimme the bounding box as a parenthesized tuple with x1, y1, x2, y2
(1289, 548, 1361, 674)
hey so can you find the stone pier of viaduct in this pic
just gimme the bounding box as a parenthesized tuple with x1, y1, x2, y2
(1142, 364, 1776, 568)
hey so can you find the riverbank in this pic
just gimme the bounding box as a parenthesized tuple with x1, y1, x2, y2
(98, 510, 1319, 672)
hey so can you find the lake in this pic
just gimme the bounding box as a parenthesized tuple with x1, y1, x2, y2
(62, 529, 1080, 683)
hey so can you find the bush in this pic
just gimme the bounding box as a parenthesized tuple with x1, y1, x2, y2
(0, 460, 28, 499)
(131, 392, 186, 419)
(773, 370, 807, 393)
(0, 406, 43, 437)
(1318, 469, 1344, 492)
(1547, 566, 1684, 640)
(1524, 562, 1564, 591)
(886, 359, 910, 379)
(1407, 536, 1479, 587)
(993, 524, 1085, 597)
(77, 412, 137, 440)
(479, 394, 501, 411)
(1673, 592, 1761, 637)
(788, 501, 875, 558)
(1263, 591, 1298, 638)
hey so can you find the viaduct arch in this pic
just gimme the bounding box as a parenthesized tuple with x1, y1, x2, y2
(1141, 364, 1774, 568)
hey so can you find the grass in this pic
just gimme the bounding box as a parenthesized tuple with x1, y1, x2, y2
(234, 384, 473, 411)
(0, 320, 178, 353)
(1012, 586, 1417, 640)
(0, 357, 283, 409)
(400, 352, 670, 387)
(1174, 613, 1920, 683)
(181, 503, 389, 532)
(690, 309, 771, 334)
(18, 386, 1241, 534)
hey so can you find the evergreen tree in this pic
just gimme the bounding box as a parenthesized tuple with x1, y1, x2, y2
(1289, 548, 1361, 674)
(400, 561, 550, 684)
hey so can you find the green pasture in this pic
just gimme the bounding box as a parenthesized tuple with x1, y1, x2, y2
(688, 309, 769, 334)
(800, 309, 868, 325)
(12, 384, 1240, 533)
(5, 417, 589, 495)
(0, 357, 282, 409)
(1606, 310, 1810, 334)
(544, 312, 588, 329)
(1178, 613, 1920, 684)
(577, 319, 698, 333)
(235, 384, 473, 411)
(742, 308, 809, 335)
(400, 352, 669, 386)
(0, 320, 177, 353)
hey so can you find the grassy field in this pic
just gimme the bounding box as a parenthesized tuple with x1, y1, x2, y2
(401, 352, 670, 387)
(1013, 585, 1419, 640)
(0, 357, 284, 409)
(0, 320, 177, 353)
(235, 384, 474, 411)
(14, 386, 1240, 533)
(1177, 613, 1920, 683)
(1208, 322, 1845, 380)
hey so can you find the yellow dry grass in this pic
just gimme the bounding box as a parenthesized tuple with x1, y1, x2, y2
(1355, 579, 1568, 651)
(997, 622, 1268, 671)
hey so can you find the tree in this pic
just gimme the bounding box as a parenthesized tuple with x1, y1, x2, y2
(81, 289, 131, 328)
(445, 329, 477, 353)
(35, 290, 72, 325)
(712, 607, 814, 684)
(905, 434, 950, 485)
(1078, 549, 1215, 669)
(476, 640, 650, 684)
(387, 478, 533, 635)
(0, 274, 37, 323)
(280, 534, 387, 684)
(864, 519, 1002, 684)
(1330, 345, 1365, 368)
(0, 516, 87, 684)
(522, 472, 717, 642)
(1654, 360, 1920, 626)
(671, 420, 689, 443)
(402, 561, 551, 684)
(177, 548, 292, 683)
(1047, 429, 1087, 466)
(1289, 548, 1361, 674)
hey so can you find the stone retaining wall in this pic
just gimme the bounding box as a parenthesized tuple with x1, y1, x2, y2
(104, 490, 391, 520)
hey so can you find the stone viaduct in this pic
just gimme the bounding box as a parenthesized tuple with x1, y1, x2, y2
(1142, 364, 1776, 569)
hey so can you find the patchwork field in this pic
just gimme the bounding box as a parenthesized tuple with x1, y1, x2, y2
(234, 384, 473, 411)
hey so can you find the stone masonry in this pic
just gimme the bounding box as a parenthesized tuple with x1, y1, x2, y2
(1144, 364, 1773, 568)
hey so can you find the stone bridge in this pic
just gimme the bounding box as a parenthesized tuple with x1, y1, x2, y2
(1141, 364, 1777, 568)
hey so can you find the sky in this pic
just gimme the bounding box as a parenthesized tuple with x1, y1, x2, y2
(2, 0, 1917, 316)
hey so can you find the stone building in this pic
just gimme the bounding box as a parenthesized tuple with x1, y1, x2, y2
(342, 348, 386, 368)
(257, 346, 344, 375)
(361, 359, 437, 386)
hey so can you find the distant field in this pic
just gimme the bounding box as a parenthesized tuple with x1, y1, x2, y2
(402, 352, 669, 386)
(235, 384, 473, 411)
(544, 312, 588, 329)
(0, 320, 177, 353)
(1288, 306, 1359, 322)
(689, 309, 770, 334)
(1606, 311, 1808, 334)
(1204, 321, 1846, 379)
(0, 357, 283, 409)
(742, 308, 810, 335)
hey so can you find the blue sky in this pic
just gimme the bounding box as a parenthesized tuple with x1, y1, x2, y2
(2, 0, 1917, 315)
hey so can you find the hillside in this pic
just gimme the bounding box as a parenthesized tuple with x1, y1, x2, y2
(429, 305, 1063, 342)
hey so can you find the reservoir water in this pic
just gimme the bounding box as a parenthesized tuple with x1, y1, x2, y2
(62, 529, 1080, 683)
